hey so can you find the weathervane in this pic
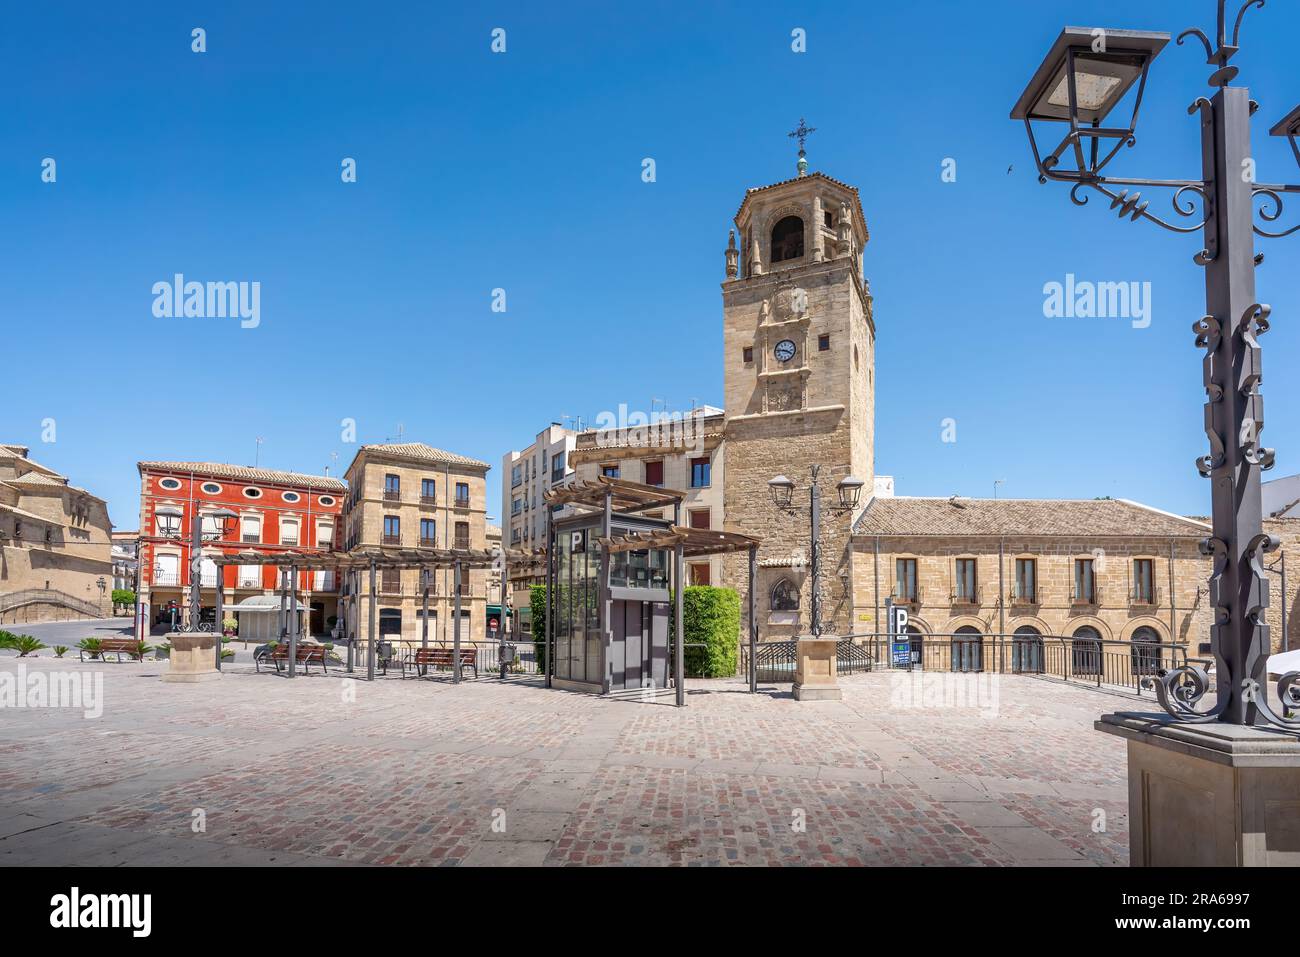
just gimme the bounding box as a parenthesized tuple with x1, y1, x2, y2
(787, 117, 816, 176)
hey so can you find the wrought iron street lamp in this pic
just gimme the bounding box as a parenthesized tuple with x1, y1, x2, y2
(767, 467, 864, 637)
(1014, 0, 1300, 729)
(186, 507, 236, 633)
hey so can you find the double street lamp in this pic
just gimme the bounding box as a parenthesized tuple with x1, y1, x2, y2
(767, 466, 864, 637)
(1013, 0, 1300, 728)
(186, 506, 237, 632)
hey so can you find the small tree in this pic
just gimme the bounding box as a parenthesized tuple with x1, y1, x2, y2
(112, 588, 136, 608)
(529, 585, 547, 672)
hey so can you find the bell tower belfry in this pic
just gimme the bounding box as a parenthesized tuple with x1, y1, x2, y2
(719, 139, 875, 640)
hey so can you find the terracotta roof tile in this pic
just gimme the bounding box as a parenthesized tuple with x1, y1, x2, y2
(853, 496, 1209, 538)
(358, 443, 490, 470)
(138, 461, 347, 492)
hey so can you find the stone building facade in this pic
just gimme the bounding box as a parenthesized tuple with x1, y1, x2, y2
(716, 171, 874, 640)
(0, 444, 114, 623)
(339, 443, 490, 646)
(848, 497, 1215, 651)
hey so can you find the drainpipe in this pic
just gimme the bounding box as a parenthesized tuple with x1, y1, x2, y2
(998, 537, 1005, 672)
(873, 535, 881, 656)
(1168, 538, 1177, 648)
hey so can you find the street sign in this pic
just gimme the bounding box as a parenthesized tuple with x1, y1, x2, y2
(888, 602, 911, 669)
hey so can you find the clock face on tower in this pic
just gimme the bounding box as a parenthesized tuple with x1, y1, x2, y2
(774, 339, 796, 362)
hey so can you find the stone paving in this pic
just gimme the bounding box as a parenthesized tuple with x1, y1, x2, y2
(0, 658, 1141, 866)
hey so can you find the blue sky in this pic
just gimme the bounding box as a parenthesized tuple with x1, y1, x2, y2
(3, 0, 1298, 528)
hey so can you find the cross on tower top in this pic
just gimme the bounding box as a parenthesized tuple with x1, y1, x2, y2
(787, 118, 816, 176)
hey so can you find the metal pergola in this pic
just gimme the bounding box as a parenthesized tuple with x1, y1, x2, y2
(543, 476, 761, 705)
(208, 543, 544, 681)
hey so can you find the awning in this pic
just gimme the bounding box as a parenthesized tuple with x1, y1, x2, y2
(229, 595, 307, 613)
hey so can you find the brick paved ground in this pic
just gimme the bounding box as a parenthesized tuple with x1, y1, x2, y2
(0, 658, 1140, 866)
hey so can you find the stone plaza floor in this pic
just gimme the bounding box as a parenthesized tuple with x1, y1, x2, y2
(0, 658, 1142, 866)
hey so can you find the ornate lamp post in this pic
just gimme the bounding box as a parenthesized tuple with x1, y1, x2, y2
(1014, 0, 1300, 731)
(767, 466, 864, 637)
(185, 507, 236, 632)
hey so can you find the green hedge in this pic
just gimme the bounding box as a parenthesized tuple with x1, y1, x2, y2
(529, 585, 547, 672)
(682, 586, 740, 678)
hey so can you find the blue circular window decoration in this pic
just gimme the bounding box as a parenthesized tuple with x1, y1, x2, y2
(158, 477, 182, 491)
(318, 495, 336, 507)
(201, 482, 223, 495)
(282, 491, 300, 503)
(243, 487, 262, 499)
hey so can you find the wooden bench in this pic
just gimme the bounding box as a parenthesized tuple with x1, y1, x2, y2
(81, 638, 140, 662)
(406, 646, 477, 679)
(255, 642, 329, 674)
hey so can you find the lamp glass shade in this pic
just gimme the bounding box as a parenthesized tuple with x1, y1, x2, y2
(836, 476, 865, 509)
(768, 475, 794, 508)
(1010, 28, 1168, 125)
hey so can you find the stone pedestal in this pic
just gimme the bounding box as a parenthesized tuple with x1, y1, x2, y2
(792, 637, 841, 701)
(1096, 712, 1300, 866)
(161, 633, 221, 683)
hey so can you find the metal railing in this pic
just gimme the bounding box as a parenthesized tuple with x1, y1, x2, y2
(860, 632, 1187, 696)
(737, 632, 1191, 698)
(740, 637, 877, 683)
(0, 587, 106, 619)
(364, 638, 543, 676)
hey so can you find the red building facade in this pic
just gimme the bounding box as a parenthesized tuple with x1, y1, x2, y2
(136, 461, 346, 638)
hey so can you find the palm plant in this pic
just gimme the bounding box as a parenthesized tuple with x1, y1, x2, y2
(12, 635, 46, 657)
(77, 637, 104, 660)
(129, 641, 154, 661)
(53, 645, 69, 658)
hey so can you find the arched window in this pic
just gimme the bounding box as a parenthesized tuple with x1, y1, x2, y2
(1072, 625, 1103, 676)
(770, 216, 804, 263)
(1012, 625, 1043, 674)
(771, 579, 799, 611)
(952, 625, 983, 673)
(905, 625, 924, 668)
(1130, 625, 1162, 676)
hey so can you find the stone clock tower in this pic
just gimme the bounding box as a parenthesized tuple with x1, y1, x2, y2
(720, 162, 875, 640)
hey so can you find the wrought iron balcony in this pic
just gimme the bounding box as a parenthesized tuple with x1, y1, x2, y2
(382, 534, 401, 546)
(383, 489, 401, 502)
(1070, 586, 1103, 606)
(890, 586, 923, 606)
(420, 495, 437, 506)
(1128, 586, 1162, 607)
(151, 569, 181, 586)
(420, 537, 438, 548)
(454, 497, 471, 510)
(1010, 583, 1037, 604)
(949, 584, 984, 605)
